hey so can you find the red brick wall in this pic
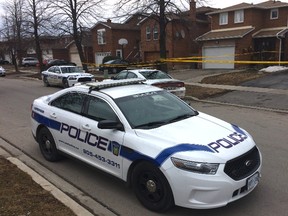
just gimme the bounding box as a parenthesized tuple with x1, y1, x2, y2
(91, 24, 140, 61)
(141, 17, 211, 62)
(211, 7, 288, 31)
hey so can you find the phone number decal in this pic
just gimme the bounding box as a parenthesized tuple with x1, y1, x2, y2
(83, 149, 120, 169)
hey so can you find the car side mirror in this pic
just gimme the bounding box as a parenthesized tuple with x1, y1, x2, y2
(98, 120, 124, 131)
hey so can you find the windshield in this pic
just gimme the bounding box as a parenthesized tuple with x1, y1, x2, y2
(61, 67, 83, 73)
(139, 70, 171, 80)
(115, 91, 198, 129)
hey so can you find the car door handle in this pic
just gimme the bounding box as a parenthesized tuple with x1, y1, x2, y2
(50, 112, 57, 118)
(82, 124, 91, 131)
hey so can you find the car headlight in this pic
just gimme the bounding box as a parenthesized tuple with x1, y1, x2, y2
(171, 157, 219, 175)
(69, 76, 77, 80)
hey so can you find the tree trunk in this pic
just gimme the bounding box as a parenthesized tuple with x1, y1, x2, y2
(159, 0, 168, 72)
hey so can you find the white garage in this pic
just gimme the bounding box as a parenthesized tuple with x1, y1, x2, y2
(202, 46, 235, 69)
(95, 52, 111, 67)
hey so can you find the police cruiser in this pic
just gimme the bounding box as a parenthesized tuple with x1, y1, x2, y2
(31, 79, 262, 212)
(41, 65, 94, 88)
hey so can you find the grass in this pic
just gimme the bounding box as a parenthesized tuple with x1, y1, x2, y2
(0, 157, 76, 215)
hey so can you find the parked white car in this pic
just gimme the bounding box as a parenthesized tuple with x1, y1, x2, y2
(41, 65, 94, 88)
(0, 66, 5, 76)
(31, 79, 261, 212)
(21, 57, 39, 66)
(110, 69, 186, 98)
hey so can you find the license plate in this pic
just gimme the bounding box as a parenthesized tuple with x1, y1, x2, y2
(247, 172, 260, 191)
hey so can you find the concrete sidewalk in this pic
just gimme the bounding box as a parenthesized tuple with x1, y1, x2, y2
(186, 82, 288, 96)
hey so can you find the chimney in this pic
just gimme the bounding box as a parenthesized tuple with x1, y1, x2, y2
(107, 19, 112, 23)
(190, 0, 196, 22)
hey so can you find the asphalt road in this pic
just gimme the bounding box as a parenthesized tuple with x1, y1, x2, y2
(0, 77, 288, 216)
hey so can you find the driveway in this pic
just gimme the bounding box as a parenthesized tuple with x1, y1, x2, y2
(170, 69, 288, 112)
(207, 70, 288, 111)
(241, 71, 288, 89)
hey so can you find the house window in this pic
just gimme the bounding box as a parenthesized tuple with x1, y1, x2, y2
(146, 26, 151, 41)
(234, 10, 244, 23)
(116, 49, 122, 58)
(153, 25, 159, 40)
(219, 12, 228, 25)
(97, 29, 106, 45)
(270, 9, 278, 19)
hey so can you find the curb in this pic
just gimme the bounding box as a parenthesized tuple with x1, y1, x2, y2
(0, 139, 118, 216)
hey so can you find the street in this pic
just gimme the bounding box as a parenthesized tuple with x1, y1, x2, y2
(0, 77, 287, 216)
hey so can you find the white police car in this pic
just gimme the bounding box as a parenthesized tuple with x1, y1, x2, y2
(41, 65, 94, 88)
(31, 79, 262, 212)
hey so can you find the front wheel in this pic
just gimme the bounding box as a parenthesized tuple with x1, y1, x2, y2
(132, 162, 174, 212)
(62, 78, 69, 88)
(37, 127, 62, 162)
(43, 76, 50, 87)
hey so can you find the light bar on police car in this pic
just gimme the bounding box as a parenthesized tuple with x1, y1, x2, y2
(86, 78, 146, 91)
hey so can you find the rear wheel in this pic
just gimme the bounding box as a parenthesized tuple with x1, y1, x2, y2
(37, 127, 62, 162)
(112, 68, 117, 74)
(43, 76, 50, 87)
(132, 162, 174, 212)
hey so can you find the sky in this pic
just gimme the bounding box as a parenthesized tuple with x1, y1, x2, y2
(2, 0, 288, 17)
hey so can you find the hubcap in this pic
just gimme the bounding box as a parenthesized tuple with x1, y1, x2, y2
(45, 139, 51, 150)
(146, 180, 157, 193)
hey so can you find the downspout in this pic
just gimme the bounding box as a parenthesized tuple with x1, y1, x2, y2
(276, 31, 282, 66)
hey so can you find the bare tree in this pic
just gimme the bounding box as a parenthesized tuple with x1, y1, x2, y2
(48, 0, 106, 71)
(114, 0, 208, 71)
(1, 0, 26, 72)
(23, 0, 52, 72)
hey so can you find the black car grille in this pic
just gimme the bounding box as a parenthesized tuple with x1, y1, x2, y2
(224, 146, 260, 181)
(78, 77, 92, 82)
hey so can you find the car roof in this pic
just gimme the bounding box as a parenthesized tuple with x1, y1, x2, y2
(126, 69, 159, 73)
(73, 79, 162, 99)
(56, 65, 78, 68)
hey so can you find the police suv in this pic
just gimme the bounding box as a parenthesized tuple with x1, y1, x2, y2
(31, 79, 262, 212)
(41, 65, 94, 88)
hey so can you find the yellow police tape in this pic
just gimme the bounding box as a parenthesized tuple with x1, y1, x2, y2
(83, 52, 288, 68)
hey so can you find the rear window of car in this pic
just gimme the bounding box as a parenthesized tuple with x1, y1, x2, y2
(139, 70, 171, 79)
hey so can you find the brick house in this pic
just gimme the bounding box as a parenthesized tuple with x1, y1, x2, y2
(90, 14, 145, 66)
(196, 0, 288, 69)
(139, 1, 215, 69)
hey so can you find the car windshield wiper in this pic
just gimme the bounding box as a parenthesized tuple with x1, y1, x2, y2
(134, 120, 169, 129)
(134, 112, 199, 129)
(168, 112, 198, 123)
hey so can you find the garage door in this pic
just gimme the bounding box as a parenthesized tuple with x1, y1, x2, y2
(203, 46, 235, 69)
(70, 53, 81, 66)
(95, 52, 111, 67)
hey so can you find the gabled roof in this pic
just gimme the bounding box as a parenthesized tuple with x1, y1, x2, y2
(138, 6, 215, 25)
(196, 26, 255, 41)
(207, 3, 255, 15)
(207, 1, 288, 15)
(256, 0, 288, 9)
(91, 21, 140, 31)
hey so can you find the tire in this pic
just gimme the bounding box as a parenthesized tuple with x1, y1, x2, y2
(43, 76, 50, 87)
(62, 78, 69, 88)
(132, 162, 174, 212)
(37, 127, 62, 162)
(112, 68, 117, 74)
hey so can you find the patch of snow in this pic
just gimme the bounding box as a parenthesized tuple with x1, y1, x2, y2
(260, 66, 288, 73)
